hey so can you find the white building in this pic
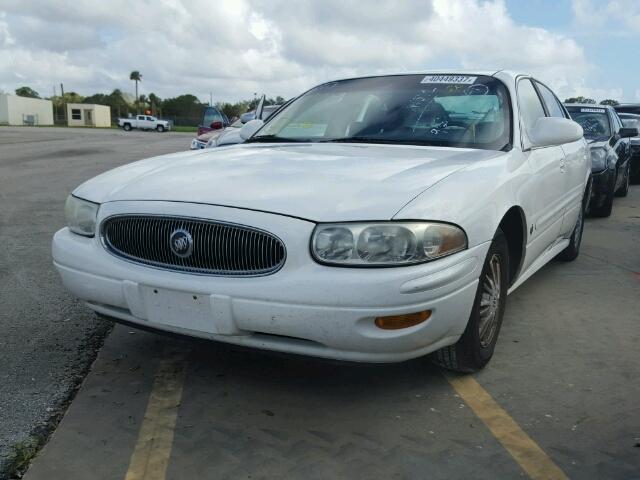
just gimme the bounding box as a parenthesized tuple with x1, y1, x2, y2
(0, 94, 54, 126)
(67, 103, 111, 127)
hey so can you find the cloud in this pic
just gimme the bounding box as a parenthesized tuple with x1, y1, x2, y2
(572, 0, 640, 33)
(0, 0, 608, 102)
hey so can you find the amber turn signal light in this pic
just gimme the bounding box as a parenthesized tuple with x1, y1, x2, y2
(374, 310, 432, 330)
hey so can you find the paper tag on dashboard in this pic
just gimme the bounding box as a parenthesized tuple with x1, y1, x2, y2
(580, 108, 605, 113)
(421, 75, 477, 85)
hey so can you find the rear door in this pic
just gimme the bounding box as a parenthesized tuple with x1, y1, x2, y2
(136, 115, 148, 128)
(517, 78, 566, 271)
(535, 80, 587, 237)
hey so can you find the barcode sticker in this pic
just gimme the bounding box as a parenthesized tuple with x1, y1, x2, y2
(421, 75, 478, 85)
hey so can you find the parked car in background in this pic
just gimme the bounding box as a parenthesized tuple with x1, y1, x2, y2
(617, 112, 640, 182)
(190, 126, 231, 150)
(613, 103, 640, 116)
(189, 97, 283, 150)
(197, 105, 230, 136)
(210, 104, 282, 148)
(566, 104, 637, 216)
(118, 115, 171, 132)
(53, 71, 589, 373)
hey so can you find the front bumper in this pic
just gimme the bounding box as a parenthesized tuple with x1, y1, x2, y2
(52, 201, 487, 363)
(190, 139, 207, 150)
(589, 168, 614, 209)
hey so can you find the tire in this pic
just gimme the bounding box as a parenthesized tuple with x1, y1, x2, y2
(123, 123, 132, 131)
(156, 125, 165, 132)
(590, 174, 615, 217)
(432, 229, 509, 373)
(615, 163, 630, 197)
(557, 194, 585, 262)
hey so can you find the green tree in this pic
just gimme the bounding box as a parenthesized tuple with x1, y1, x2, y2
(62, 92, 84, 103)
(82, 93, 109, 105)
(148, 93, 162, 116)
(138, 94, 149, 111)
(15, 86, 40, 98)
(107, 89, 130, 119)
(129, 70, 142, 113)
(564, 96, 596, 104)
(162, 94, 206, 124)
(600, 99, 620, 106)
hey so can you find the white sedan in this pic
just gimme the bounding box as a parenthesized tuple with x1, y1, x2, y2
(53, 71, 589, 372)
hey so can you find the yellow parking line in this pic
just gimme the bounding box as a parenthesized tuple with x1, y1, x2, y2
(445, 373, 568, 480)
(124, 347, 189, 480)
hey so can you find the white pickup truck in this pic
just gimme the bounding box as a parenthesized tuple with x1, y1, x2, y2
(118, 115, 171, 132)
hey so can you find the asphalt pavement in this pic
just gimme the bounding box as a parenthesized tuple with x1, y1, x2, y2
(0, 126, 194, 478)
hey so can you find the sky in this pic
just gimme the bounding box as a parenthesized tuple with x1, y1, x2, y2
(0, 0, 639, 104)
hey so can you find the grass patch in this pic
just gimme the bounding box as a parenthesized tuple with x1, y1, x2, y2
(171, 125, 198, 133)
(5, 439, 39, 477)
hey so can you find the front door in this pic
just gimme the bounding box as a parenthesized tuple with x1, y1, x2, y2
(84, 110, 92, 126)
(517, 78, 566, 272)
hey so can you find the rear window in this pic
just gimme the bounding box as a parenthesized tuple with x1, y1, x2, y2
(566, 107, 611, 138)
(202, 107, 223, 126)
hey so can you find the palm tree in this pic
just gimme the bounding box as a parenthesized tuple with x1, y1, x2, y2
(129, 71, 142, 113)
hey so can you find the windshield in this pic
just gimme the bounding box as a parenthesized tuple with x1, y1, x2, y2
(566, 107, 611, 138)
(252, 75, 512, 150)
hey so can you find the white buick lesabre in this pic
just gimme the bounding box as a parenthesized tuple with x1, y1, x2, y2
(53, 71, 589, 372)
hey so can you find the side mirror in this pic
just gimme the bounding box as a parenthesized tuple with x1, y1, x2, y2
(240, 112, 255, 124)
(240, 119, 264, 140)
(210, 121, 223, 130)
(619, 127, 639, 138)
(528, 117, 583, 148)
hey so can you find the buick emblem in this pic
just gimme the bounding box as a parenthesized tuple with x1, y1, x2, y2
(169, 229, 193, 258)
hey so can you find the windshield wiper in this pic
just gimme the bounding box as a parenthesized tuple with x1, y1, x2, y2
(245, 135, 309, 143)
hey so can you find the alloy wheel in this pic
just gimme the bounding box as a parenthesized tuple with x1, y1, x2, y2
(478, 254, 502, 348)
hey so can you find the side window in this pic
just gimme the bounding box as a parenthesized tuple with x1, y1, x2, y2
(137, 115, 145, 120)
(535, 82, 565, 118)
(517, 79, 546, 137)
(71, 109, 81, 120)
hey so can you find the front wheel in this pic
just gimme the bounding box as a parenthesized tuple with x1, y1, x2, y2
(432, 229, 509, 373)
(590, 172, 615, 217)
(615, 163, 630, 197)
(123, 123, 132, 131)
(156, 125, 165, 132)
(557, 199, 584, 262)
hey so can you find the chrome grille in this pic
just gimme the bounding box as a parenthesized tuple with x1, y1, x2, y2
(101, 215, 286, 276)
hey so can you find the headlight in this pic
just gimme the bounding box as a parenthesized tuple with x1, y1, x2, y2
(205, 137, 216, 148)
(590, 147, 608, 172)
(190, 139, 198, 149)
(311, 222, 467, 266)
(64, 195, 99, 236)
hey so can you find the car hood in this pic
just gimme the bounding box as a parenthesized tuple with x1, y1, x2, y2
(196, 129, 226, 142)
(215, 127, 243, 146)
(74, 143, 504, 221)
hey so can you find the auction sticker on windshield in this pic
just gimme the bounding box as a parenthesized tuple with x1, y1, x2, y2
(421, 75, 477, 85)
(581, 108, 606, 113)
(280, 122, 328, 138)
